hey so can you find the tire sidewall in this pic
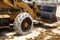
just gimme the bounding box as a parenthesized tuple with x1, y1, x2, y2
(14, 12, 33, 35)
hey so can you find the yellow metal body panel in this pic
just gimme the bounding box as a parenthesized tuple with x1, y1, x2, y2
(0, 0, 40, 20)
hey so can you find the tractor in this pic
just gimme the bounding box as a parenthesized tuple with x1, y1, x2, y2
(0, 0, 57, 35)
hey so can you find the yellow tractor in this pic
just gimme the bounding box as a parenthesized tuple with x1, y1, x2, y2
(0, 0, 57, 35)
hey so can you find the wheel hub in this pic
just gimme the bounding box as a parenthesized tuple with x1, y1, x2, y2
(21, 17, 32, 32)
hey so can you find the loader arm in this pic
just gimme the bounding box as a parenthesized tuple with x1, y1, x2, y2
(3, 0, 38, 19)
(17, 2, 37, 19)
(33, 2, 40, 13)
(3, 0, 14, 7)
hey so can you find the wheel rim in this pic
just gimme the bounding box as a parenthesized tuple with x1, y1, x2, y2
(21, 17, 32, 32)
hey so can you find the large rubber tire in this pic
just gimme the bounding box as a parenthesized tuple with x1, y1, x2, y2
(14, 12, 33, 35)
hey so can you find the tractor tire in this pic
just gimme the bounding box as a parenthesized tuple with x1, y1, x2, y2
(14, 12, 33, 35)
